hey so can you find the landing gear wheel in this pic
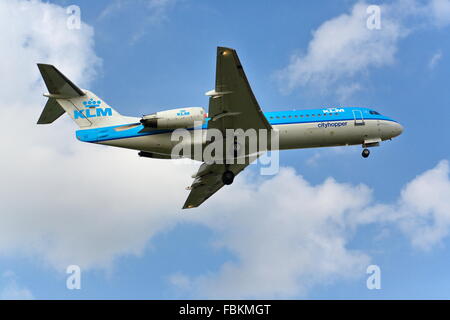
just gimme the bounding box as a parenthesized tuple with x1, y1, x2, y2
(362, 148, 370, 158)
(222, 170, 235, 185)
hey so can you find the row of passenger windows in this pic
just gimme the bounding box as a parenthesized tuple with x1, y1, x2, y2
(269, 113, 341, 120)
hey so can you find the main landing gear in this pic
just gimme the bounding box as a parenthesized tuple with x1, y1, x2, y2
(362, 148, 370, 158)
(222, 170, 235, 185)
(222, 138, 239, 185)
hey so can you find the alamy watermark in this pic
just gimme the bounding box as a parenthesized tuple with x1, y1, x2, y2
(66, 265, 81, 290)
(169, 123, 280, 175)
(366, 5, 381, 30)
(366, 264, 381, 290)
(66, 5, 81, 30)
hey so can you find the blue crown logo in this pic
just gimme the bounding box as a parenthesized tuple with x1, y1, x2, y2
(83, 98, 101, 108)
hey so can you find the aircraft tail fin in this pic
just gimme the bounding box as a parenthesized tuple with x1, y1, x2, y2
(37, 63, 85, 97)
(37, 64, 127, 128)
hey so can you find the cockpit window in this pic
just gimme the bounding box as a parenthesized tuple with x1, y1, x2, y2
(369, 110, 381, 115)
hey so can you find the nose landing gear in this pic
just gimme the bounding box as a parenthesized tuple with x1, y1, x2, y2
(222, 170, 235, 185)
(362, 148, 370, 158)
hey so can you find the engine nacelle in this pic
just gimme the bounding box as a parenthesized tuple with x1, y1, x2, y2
(141, 107, 206, 129)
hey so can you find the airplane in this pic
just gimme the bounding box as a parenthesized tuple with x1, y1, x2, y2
(37, 47, 403, 209)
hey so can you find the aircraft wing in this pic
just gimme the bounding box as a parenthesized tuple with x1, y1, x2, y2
(183, 156, 258, 209)
(206, 47, 272, 132)
(183, 47, 270, 209)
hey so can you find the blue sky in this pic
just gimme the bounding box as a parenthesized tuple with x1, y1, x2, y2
(1, 0, 450, 299)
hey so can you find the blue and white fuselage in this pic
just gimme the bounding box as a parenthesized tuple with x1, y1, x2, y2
(75, 107, 403, 159)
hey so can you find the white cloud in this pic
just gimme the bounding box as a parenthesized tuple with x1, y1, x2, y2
(305, 152, 322, 167)
(429, 0, 450, 27)
(98, 0, 126, 20)
(173, 169, 373, 298)
(171, 161, 450, 298)
(277, 2, 405, 96)
(1, 284, 34, 300)
(0, 0, 192, 270)
(99, 0, 177, 43)
(0, 0, 100, 106)
(277, 0, 450, 98)
(428, 50, 443, 69)
(1, 272, 34, 300)
(398, 160, 450, 249)
(335, 83, 363, 102)
(132, 0, 177, 43)
(169, 272, 191, 290)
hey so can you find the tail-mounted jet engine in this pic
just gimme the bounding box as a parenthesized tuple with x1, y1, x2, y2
(140, 107, 206, 129)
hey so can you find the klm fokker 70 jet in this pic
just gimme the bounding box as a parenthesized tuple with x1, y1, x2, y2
(37, 47, 403, 209)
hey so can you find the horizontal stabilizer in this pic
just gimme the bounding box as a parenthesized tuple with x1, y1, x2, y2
(37, 98, 65, 124)
(37, 63, 85, 97)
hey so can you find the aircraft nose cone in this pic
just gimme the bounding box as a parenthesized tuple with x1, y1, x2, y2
(392, 122, 404, 138)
